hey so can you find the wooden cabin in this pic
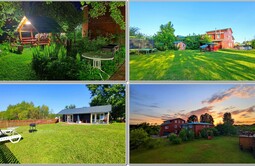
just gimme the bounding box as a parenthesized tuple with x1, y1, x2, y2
(16, 16, 62, 46)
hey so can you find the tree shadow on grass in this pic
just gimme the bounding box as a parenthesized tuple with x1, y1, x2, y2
(0, 143, 20, 164)
(168, 50, 255, 80)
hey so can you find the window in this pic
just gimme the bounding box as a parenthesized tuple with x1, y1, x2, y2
(182, 121, 184, 124)
(174, 125, 177, 128)
(165, 126, 169, 129)
(217, 34, 220, 39)
(175, 130, 177, 133)
(175, 120, 177, 123)
(178, 120, 180, 123)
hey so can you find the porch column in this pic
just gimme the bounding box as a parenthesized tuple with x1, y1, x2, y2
(90, 113, 92, 124)
(81, 5, 89, 38)
(94, 113, 97, 123)
(107, 112, 110, 124)
(19, 31, 22, 40)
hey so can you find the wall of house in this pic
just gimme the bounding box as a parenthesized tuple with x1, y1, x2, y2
(207, 29, 234, 49)
(222, 29, 234, 48)
(193, 124, 214, 136)
(159, 119, 185, 136)
(82, 5, 125, 45)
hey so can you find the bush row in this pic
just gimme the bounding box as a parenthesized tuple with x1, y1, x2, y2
(31, 38, 125, 80)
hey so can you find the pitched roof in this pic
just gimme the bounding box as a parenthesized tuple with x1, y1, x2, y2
(182, 122, 214, 125)
(161, 118, 186, 126)
(58, 105, 112, 115)
(16, 16, 62, 33)
(206, 28, 232, 34)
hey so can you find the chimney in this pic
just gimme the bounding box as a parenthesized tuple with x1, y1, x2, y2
(81, 5, 89, 38)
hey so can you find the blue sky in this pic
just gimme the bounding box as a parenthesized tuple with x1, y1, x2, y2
(130, 84, 255, 125)
(0, 84, 92, 114)
(130, 2, 255, 43)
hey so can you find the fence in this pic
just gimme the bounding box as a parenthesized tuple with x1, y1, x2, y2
(0, 119, 58, 128)
(130, 39, 155, 49)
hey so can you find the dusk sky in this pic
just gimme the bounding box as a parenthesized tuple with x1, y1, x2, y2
(130, 84, 255, 125)
(0, 84, 92, 114)
(130, 2, 255, 43)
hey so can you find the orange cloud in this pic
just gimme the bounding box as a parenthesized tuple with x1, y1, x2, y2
(202, 85, 255, 105)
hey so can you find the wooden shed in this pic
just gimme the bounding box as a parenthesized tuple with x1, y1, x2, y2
(16, 16, 62, 46)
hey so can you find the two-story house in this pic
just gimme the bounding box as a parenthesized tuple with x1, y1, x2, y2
(159, 118, 214, 136)
(206, 28, 235, 49)
(159, 118, 185, 136)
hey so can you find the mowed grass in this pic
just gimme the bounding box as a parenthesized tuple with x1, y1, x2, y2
(130, 49, 255, 80)
(0, 48, 37, 80)
(130, 136, 255, 163)
(1, 123, 125, 164)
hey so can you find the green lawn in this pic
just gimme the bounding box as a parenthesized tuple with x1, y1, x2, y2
(0, 123, 125, 164)
(0, 48, 37, 80)
(130, 136, 255, 163)
(130, 49, 255, 80)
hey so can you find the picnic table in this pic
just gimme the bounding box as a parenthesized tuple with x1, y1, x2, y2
(82, 52, 114, 80)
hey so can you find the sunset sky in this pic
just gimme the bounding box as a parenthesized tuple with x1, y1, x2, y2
(130, 84, 255, 125)
(130, 2, 255, 43)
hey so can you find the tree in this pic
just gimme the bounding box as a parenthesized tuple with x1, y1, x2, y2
(0, 2, 23, 41)
(129, 27, 145, 39)
(84, 2, 125, 30)
(251, 39, 255, 49)
(65, 104, 76, 109)
(0, 101, 53, 120)
(86, 84, 125, 121)
(136, 122, 160, 135)
(200, 34, 212, 45)
(200, 113, 214, 124)
(153, 21, 176, 50)
(130, 128, 149, 150)
(187, 115, 198, 123)
(223, 112, 234, 125)
(184, 34, 201, 50)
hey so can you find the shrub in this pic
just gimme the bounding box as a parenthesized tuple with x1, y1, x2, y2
(130, 128, 149, 150)
(172, 137, 182, 144)
(201, 128, 211, 138)
(168, 133, 177, 142)
(200, 128, 219, 138)
(179, 129, 188, 141)
(145, 138, 161, 149)
(75, 36, 109, 54)
(216, 123, 237, 136)
(187, 130, 195, 140)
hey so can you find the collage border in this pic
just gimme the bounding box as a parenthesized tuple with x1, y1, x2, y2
(1, 0, 255, 166)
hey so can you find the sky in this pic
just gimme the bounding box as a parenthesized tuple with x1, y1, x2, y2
(0, 84, 93, 114)
(130, 2, 255, 43)
(130, 84, 255, 125)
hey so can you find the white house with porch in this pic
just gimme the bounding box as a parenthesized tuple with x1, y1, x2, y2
(57, 105, 111, 124)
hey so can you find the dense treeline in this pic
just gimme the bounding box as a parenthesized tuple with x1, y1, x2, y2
(0, 101, 56, 120)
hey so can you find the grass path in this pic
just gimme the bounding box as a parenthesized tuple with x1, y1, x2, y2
(0, 48, 37, 80)
(130, 49, 255, 80)
(1, 123, 125, 164)
(130, 136, 255, 163)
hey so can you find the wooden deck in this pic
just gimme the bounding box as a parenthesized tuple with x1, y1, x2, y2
(109, 62, 125, 80)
